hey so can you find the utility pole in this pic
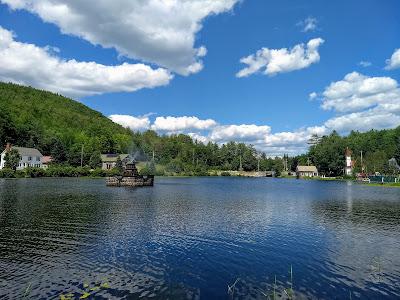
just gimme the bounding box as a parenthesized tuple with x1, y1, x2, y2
(360, 150, 364, 173)
(80, 144, 84, 167)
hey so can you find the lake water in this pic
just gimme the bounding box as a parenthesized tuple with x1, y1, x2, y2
(0, 177, 399, 299)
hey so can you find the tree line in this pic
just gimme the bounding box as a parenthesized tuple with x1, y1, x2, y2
(1, 82, 400, 177)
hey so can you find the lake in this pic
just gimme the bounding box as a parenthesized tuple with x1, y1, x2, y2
(0, 177, 399, 299)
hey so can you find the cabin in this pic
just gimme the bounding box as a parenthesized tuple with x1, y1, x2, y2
(100, 153, 132, 170)
(296, 165, 318, 177)
(0, 144, 44, 170)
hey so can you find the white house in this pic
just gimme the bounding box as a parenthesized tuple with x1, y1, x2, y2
(296, 165, 319, 177)
(0, 144, 44, 170)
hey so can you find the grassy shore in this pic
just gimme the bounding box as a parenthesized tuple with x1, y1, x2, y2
(365, 182, 400, 188)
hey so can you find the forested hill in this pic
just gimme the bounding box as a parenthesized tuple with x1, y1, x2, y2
(0, 82, 133, 164)
(1, 82, 399, 175)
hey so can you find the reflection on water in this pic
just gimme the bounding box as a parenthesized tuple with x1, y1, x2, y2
(0, 177, 399, 299)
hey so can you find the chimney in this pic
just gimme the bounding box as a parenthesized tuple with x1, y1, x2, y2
(5, 143, 11, 152)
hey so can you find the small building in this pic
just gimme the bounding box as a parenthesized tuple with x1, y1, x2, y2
(0, 144, 44, 170)
(101, 153, 132, 170)
(296, 165, 319, 177)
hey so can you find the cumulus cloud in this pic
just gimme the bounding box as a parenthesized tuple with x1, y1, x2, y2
(385, 49, 400, 70)
(309, 92, 318, 100)
(188, 132, 210, 144)
(324, 109, 400, 133)
(321, 72, 399, 113)
(0, 26, 172, 98)
(210, 124, 271, 142)
(297, 17, 318, 32)
(1, 0, 239, 75)
(109, 115, 150, 131)
(151, 116, 217, 132)
(313, 72, 400, 133)
(359, 61, 372, 67)
(236, 38, 324, 77)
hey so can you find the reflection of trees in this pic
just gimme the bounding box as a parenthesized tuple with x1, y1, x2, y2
(311, 199, 400, 229)
(0, 178, 117, 298)
(310, 189, 400, 298)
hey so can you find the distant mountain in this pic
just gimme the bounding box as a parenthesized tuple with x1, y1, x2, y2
(0, 82, 133, 164)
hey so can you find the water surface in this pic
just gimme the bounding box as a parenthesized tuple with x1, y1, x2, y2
(0, 177, 399, 299)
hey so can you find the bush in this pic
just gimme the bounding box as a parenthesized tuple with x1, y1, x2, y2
(76, 166, 91, 177)
(0, 168, 16, 178)
(221, 171, 231, 176)
(90, 168, 107, 177)
(25, 167, 46, 178)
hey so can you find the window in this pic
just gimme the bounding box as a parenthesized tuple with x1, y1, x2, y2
(28, 156, 32, 161)
(36, 157, 40, 161)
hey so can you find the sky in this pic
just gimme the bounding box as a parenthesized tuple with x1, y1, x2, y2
(0, 0, 399, 155)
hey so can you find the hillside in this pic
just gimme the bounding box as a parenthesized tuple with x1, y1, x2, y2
(0, 82, 133, 164)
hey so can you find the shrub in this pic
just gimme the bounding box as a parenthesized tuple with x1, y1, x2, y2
(90, 168, 107, 177)
(221, 171, 231, 176)
(25, 167, 46, 178)
(0, 168, 16, 178)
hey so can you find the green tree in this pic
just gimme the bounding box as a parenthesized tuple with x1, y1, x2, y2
(115, 156, 124, 174)
(89, 151, 102, 169)
(4, 149, 21, 171)
(394, 137, 400, 164)
(50, 137, 67, 164)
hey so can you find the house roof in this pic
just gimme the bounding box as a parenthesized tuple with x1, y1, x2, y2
(41, 156, 53, 164)
(1, 146, 43, 157)
(100, 154, 130, 162)
(296, 165, 318, 172)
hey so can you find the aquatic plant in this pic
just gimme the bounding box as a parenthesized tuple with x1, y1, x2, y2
(227, 278, 239, 299)
(59, 280, 110, 300)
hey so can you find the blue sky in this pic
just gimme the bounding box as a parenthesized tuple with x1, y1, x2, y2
(0, 0, 399, 154)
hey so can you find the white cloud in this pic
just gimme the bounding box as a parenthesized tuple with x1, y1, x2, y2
(321, 72, 399, 113)
(312, 72, 400, 133)
(297, 17, 318, 32)
(385, 48, 400, 70)
(188, 132, 210, 144)
(210, 124, 271, 142)
(324, 109, 400, 133)
(309, 92, 318, 100)
(1, 0, 239, 75)
(151, 116, 217, 132)
(0, 26, 172, 98)
(358, 61, 372, 67)
(236, 38, 324, 77)
(109, 115, 150, 131)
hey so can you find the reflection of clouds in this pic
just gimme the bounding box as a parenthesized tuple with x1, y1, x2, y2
(2, 178, 400, 298)
(311, 187, 400, 298)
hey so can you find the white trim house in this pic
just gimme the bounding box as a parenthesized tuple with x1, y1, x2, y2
(0, 145, 44, 170)
(296, 165, 319, 177)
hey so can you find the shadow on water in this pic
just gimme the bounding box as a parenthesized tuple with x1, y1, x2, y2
(0, 177, 399, 299)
